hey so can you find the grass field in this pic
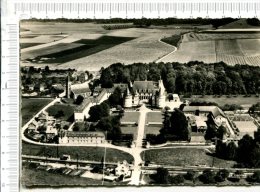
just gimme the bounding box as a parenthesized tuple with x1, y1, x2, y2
(46, 103, 75, 121)
(21, 98, 53, 126)
(182, 95, 260, 107)
(146, 112, 163, 123)
(141, 148, 235, 168)
(121, 112, 140, 123)
(21, 168, 112, 187)
(22, 142, 134, 163)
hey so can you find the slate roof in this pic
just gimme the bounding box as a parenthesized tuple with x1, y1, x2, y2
(132, 81, 158, 93)
(183, 106, 226, 118)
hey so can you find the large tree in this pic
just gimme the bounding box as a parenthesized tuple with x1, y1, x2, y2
(160, 108, 190, 141)
(88, 102, 110, 122)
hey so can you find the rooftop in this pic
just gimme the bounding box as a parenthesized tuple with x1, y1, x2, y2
(74, 99, 92, 112)
(183, 106, 226, 118)
(132, 81, 158, 93)
(67, 131, 105, 137)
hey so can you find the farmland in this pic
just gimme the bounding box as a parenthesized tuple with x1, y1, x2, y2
(21, 98, 53, 126)
(21, 20, 260, 70)
(161, 31, 260, 66)
(20, 21, 191, 71)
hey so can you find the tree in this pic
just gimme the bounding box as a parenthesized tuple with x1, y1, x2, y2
(88, 102, 110, 122)
(199, 170, 216, 184)
(185, 170, 198, 182)
(169, 174, 185, 184)
(217, 125, 227, 140)
(151, 167, 169, 184)
(205, 114, 218, 140)
(247, 171, 260, 183)
(215, 169, 229, 182)
(166, 108, 190, 141)
(108, 87, 123, 107)
(225, 141, 237, 160)
(75, 95, 84, 105)
(237, 134, 254, 166)
(37, 125, 47, 133)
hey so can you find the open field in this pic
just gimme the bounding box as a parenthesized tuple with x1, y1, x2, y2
(21, 168, 112, 187)
(23, 36, 135, 64)
(22, 142, 134, 163)
(21, 22, 191, 71)
(182, 95, 260, 107)
(46, 103, 75, 122)
(21, 98, 53, 126)
(161, 32, 260, 66)
(141, 148, 235, 168)
(20, 43, 43, 49)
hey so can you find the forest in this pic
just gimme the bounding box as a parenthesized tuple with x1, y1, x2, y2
(98, 62, 260, 96)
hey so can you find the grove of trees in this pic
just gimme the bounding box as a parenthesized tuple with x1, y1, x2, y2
(98, 62, 260, 96)
(215, 130, 260, 168)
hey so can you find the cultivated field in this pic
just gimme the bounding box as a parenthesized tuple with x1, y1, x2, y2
(141, 148, 235, 168)
(20, 22, 191, 71)
(21, 98, 53, 126)
(161, 31, 260, 66)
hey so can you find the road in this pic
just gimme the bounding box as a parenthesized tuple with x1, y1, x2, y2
(129, 104, 151, 185)
(155, 38, 177, 63)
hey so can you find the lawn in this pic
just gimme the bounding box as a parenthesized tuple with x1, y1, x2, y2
(146, 112, 163, 123)
(145, 112, 163, 136)
(141, 148, 235, 168)
(22, 142, 134, 163)
(121, 112, 140, 123)
(46, 103, 75, 122)
(145, 125, 161, 136)
(21, 98, 53, 126)
(182, 95, 260, 107)
(120, 125, 138, 140)
(21, 168, 112, 187)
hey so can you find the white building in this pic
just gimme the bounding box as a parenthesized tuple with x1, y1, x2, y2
(115, 160, 131, 177)
(59, 131, 105, 144)
(124, 80, 182, 109)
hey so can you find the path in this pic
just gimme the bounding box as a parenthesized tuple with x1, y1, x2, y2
(129, 104, 151, 185)
(155, 38, 177, 63)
